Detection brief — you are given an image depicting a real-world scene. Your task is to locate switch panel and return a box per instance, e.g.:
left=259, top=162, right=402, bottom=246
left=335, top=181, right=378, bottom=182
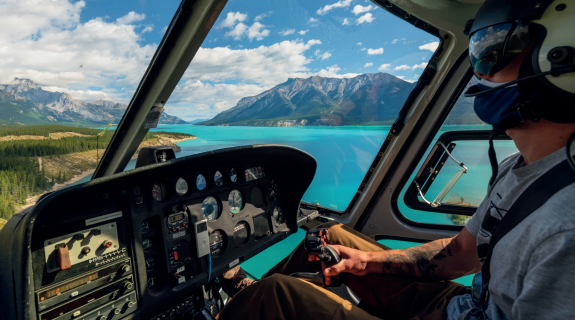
left=44, top=222, right=120, bottom=273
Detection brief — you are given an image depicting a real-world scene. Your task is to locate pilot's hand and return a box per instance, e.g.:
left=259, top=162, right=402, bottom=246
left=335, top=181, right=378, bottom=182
left=308, top=244, right=370, bottom=286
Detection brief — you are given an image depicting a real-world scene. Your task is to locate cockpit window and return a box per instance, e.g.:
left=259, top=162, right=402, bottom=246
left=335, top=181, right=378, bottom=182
left=0, top=0, right=439, bottom=228
left=145, top=0, right=440, bottom=212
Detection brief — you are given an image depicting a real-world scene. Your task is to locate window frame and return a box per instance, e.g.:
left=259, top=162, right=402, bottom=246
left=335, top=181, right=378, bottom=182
left=402, top=130, right=512, bottom=216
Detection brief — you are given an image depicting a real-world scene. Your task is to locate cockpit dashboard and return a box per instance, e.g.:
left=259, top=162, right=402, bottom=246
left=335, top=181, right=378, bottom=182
left=0, top=145, right=316, bottom=320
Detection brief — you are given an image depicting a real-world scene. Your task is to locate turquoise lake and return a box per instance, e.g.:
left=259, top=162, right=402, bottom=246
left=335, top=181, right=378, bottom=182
left=78, top=124, right=519, bottom=285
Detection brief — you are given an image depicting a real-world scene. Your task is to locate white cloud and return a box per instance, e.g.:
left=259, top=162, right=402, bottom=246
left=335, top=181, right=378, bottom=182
left=419, top=41, right=439, bottom=52
left=342, top=18, right=350, bottom=25
left=142, top=25, right=153, bottom=33
left=396, top=76, right=405, bottom=79
left=181, top=39, right=331, bottom=86
left=308, top=17, right=319, bottom=24
left=317, top=0, right=353, bottom=15
left=378, top=63, right=391, bottom=71
left=393, top=62, right=427, bottom=71
left=401, top=38, right=406, bottom=40
left=218, top=12, right=248, bottom=29
left=169, top=80, right=270, bottom=119
left=0, top=0, right=158, bottom=103
left=356, top=13, right=375, bottom=24
left=367, top=48, right=383, bottom=55
left=160, top=25, right=168, bottom=34
left=315, top=50, right=332, bottom=60
left=254, top=11, right=272, bottom=21
left=364, top=62, right=373, bottom=67
left=392, top=39, right=398, bottom=44
left=247, top=22, right=270, bottom=41
left=226, top=22, right=248, bottom=40
left=279, top=29, right=295, bottom=36
left=357, top=42, right=362, bottom=46
left=225, top=22, right=270, bottom=41
left=352, top=4, right=373, bottom=15
left=298, top=30, right=308, bottom=35
left=116, top=11, right=145, bottom=24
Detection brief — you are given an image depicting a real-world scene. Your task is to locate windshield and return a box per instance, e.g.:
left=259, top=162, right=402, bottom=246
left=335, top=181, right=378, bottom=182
left=0, top=0, right=443, bottom=228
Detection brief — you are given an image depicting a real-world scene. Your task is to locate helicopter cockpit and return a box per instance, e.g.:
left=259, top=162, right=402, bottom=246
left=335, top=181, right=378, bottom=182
left=2, top=0, right=572, bottom=319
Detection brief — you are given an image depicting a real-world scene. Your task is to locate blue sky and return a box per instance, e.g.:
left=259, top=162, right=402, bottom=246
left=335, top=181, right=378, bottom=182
left=0, top=0, right=439, bottom=121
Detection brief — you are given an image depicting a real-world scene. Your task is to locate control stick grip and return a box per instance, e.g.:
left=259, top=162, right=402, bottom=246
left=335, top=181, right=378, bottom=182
left=321, top=245, right=342, bottom=287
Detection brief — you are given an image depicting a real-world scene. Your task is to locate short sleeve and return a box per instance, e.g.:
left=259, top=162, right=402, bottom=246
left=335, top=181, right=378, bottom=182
left=511, top=229, right=575, bottom=319
left=465, top=197, right=489, bottom=237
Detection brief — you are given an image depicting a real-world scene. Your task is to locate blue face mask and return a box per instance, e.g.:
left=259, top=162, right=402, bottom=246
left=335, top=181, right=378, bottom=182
left=470, top=79, right=520, bottom=125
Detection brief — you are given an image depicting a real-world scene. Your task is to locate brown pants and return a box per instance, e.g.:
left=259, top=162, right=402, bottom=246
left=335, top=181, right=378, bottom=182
left=217, top=222, right=468, bottom=320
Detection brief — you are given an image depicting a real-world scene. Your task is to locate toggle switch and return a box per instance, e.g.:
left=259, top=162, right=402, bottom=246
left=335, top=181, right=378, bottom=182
left=101, top=240, right=113, bottom=249
left=81, top=247, right=91, bottom=255
left=56, top=244, right=72, bottom=271
left=90, top=229, right=102, bottom=236
left=73, top=233, right=85, bottom=241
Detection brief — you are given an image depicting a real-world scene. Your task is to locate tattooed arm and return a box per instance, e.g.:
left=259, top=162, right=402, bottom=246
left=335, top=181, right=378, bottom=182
left=319, top=227, right=481, bottom=283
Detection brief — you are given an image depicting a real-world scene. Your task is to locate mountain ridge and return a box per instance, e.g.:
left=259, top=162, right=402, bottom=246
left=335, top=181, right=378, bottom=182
left=200, top=73, right=482, bottom=127
left=0, top=78, right=187, bottom=126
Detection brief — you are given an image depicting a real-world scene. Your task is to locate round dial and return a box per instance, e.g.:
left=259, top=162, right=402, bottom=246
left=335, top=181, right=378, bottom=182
left=151, top=183, right=164, bottom=202
left=270, top=180, right=279, bottom=202
left=210, top=230, right=227, bottom=258
left=230, top=168, right=238, bottom=183
left=228, top=190, right=244, bottom=214
left=214, top=171, right=224, bottom=187
left=273, top=206, right=285, bottom=225
left=233, top=221, right=250, bottom=247
left=196, top=174, right=207, bottom=191
left=142, top=238, right=154, bottom=251
left=145, top=256, right=156, bottom=270
left=175, top=178, right=189, bottom=196
left=140, top=219, right=153, bottom=234
left=201, top=197, right=221, bottom=221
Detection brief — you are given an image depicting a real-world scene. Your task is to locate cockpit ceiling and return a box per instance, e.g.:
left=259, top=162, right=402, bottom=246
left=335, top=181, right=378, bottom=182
left=377, top=0, right=484, bottom=36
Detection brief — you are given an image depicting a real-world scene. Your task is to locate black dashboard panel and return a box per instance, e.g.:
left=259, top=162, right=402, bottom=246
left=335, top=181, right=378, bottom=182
left=0, top=145, right=316, bottom=320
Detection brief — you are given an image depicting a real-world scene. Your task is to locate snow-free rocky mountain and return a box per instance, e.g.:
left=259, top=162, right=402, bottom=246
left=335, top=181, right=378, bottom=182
left=200, top=73, right=481, bottom=126
left=0, top=78, right=187, bottom=126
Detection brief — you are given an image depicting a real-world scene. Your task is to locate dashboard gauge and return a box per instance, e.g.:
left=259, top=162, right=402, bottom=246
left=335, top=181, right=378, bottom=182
left=209, top=230, right=227, bottom=258
left=201, top=197, right=221, bottom=221
left=151, top=183, right=166, bottom=202
left=196, top=174, right=207, bottom=191
left=141, top=219, right=153, bottom=234
left=175, top=177, right=189, bottom=196
left=269, top=180, right=279, bottom=202
left=214, top=171, right=224, bottom=187
left=145, top=256, right=156, bottom=270
left=230, top=168, right=238, bottom=183
left=147, top=275, right=160, bottom=291
left=142, top=238, right=154, bottom=251
left=273, top=206, right=285, bottom=225
left=228, top=190, right=244, bottom=215
left=233, top=221, right=250, bottom=247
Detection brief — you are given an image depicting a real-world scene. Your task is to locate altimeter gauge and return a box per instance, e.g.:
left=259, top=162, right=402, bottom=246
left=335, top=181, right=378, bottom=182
left=228, top=190, right=244, bottom=215
left=230, top=168, right=238, bottom=183
left=196, top=174, right=207, bottom=191
left=175, top=177, right=189, bottom=196
left=214, top=171, right=225, bottom=187
left=202, top=196, right=221, bottom=221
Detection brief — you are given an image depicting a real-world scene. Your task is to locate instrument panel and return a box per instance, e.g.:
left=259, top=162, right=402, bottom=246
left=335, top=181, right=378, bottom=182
left=0, top=145, right=316, bottom=320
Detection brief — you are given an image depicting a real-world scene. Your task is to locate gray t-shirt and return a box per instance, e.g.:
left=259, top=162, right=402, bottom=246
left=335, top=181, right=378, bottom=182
left=447, top=147, right=575, bottom=320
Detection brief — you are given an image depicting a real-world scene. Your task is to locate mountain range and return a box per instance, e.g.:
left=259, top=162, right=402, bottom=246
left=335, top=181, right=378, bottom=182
left=0, top=78, right=187, bottom=126
left=200, top=73, right=481, bottom=126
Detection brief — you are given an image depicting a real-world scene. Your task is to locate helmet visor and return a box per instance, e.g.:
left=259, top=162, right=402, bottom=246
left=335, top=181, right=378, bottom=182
left=469, top=22, right=531, bottom=75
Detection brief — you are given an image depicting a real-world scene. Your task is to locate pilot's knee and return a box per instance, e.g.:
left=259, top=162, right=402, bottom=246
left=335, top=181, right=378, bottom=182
left=317, top=221, right=345, bottom=243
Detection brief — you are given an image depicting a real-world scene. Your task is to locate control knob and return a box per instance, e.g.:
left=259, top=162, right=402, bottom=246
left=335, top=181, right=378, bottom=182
left=122, top=281, right=134, bottom=291
left=121, top=265, right=131, bottom=273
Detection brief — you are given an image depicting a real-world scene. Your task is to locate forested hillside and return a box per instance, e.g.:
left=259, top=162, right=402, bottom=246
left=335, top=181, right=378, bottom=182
left=0, top=125, right=195, bottom=221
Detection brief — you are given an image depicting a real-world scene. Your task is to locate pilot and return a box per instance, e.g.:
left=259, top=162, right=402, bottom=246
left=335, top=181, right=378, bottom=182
left=216, top=0, right=575, bottom=319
